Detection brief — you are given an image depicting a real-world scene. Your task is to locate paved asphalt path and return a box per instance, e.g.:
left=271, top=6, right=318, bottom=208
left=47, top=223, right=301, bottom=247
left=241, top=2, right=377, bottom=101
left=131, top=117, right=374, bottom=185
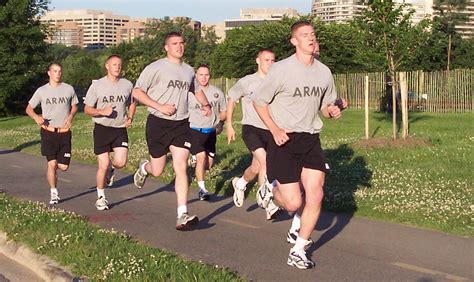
left=0, top=253, right=43, bottom=282
left=0, top=150, right=472, bottom=281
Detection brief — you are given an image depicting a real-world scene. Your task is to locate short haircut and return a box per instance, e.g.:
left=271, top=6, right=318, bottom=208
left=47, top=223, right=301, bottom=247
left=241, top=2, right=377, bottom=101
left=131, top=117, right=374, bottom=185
left=196, top=63, right=210, bottom=72
left=257, top=48, right=274, bottom=57
left=48, top=63, right=62, bottom=71
left=164, top=31, right=183, bottom=44
left=290, top=20, right=313, bottom=37
left=106, top=54, right=122, bottom=62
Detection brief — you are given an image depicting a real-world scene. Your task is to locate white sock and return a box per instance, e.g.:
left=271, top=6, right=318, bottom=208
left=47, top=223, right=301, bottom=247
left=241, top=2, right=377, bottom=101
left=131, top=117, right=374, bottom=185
left=97, top=188, right=105, bottom=198
left=236, top=177, right=248, bottom=190
left=290, top=213, right=301, bottom=232
left=140, top=160, right=149, bottom=175
left=177, top=205, right=187, bottom=217
left=50, top=188, right=58, bottom=195
left=293, top=236, right=308, bottom=252
left=197, top=181, right=207, bottom=192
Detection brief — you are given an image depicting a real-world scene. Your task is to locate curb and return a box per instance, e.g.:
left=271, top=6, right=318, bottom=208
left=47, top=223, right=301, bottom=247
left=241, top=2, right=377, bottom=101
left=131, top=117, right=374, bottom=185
left=0, top=232, right=76, bottom=282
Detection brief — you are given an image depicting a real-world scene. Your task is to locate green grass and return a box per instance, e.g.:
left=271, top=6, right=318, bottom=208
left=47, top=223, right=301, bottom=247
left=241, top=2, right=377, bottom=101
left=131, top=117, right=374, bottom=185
left=0, top=194, right=240, bottom=281
left=0, top=108, right=473, bottom=237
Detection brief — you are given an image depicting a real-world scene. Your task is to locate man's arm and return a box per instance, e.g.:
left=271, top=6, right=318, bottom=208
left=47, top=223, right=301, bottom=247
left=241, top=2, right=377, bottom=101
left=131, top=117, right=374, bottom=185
left=63, top=104, right=78, bottom=129
left=226, top=99, right=237, bottom=144
left=125, top=101, right=137, bottom=127
left=25, top=104, right=44, bottom=126
left=132, top=88, right=176, bottom=116
left=84, top=105, right=113, bottom=118
left=253, top=103, right=289, bottom=146
left=320, top=99, right=347, bottom=119
left=193, top=89, right=211, bottom=117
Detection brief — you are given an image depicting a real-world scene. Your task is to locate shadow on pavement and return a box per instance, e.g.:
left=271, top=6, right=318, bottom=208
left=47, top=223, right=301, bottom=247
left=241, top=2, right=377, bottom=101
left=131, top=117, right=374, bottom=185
left=0, top=140, right=40, bottom=155
left=109, top=183, right=175, bottom=209
left=306, top=143, right=372, bottom=256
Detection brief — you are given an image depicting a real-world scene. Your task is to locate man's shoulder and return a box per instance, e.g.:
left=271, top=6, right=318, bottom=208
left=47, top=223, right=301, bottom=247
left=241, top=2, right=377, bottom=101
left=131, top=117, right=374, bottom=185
left=119, top=77, right=133, bottom=87
left=239, top=73, right=259, bottom=83
left=208, top=84, right=223, bottom=93
left=60, top=82, right=75, bottom=92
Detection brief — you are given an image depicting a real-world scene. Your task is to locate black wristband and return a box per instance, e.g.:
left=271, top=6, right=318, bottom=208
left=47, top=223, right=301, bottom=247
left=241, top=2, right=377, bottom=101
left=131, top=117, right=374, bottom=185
left=203, top=104, right=211, bottom=108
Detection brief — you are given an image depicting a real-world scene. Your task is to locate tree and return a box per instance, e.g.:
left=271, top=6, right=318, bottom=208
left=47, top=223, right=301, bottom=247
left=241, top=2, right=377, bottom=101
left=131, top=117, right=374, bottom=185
left=433, top=0, right=468, bottom=71
left=0, top=0, right=49, bottom=116
left=61, top=51, right=104, bottom=98
left=194, top=25, right=218, bottom=67
left=355, top=0, right=430, bottom=139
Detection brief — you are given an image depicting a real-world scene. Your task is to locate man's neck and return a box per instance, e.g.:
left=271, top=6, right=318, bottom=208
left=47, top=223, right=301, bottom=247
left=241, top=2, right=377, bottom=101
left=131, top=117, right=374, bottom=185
left=107, top=74, right=119, bottom=82
left=256, top=69, right=266, bottom=78
left=295, top=51, right=314, bottom=66
left=49, top=81, right=61, bottom=87
left=166, top=55, right=182, bottom=64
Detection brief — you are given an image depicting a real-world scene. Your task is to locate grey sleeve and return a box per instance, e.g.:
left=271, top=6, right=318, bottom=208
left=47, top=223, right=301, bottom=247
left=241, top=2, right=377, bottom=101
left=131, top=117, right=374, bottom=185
left=227, top=79, right=245, bottom=102
left=321, top=74, right=337, bottom=107
left=28, top=89, right=42, bottom=108
left=71, top=88, right=79, bottom=105
left=253, top=68, right=284, bottom=106
left=135, top=65, right=159, bottom=93
left=84, top=83, right=97, bottom=107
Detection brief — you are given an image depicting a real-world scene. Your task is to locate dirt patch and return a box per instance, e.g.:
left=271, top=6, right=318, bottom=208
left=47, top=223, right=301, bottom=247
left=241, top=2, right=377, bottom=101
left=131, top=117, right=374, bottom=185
left=352, top=137, right=432, bottom=150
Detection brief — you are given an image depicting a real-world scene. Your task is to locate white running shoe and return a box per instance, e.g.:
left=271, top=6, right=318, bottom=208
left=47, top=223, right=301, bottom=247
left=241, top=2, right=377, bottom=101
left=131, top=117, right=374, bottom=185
left=188, top=155, right=197, bottom=168
left=286, top=229, right=314, bottom=247
left=105, top=166, right=115, bottom=187
left=265, top=200, right=281, bottom=220
left=49, top=193, right=60, bottom=205
left=134, top=159, right=149, bottom=189
left=198, top=189, right=210, bottom=201
left=232, top=177, right=245, bottom=207
left=95, top=196, right=109, bottom=211
left=287, top=248, right=315, bottom=269
left=176, top=213, right=199, bottom=230
left=256, top=181, right=273, bottom=209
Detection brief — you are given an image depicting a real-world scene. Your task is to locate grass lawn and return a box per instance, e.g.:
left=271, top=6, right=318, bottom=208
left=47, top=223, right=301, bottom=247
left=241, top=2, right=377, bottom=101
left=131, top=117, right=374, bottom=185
left=0, top=193, right=240, bottom=281
left=0, top=107, right=472, bottom=238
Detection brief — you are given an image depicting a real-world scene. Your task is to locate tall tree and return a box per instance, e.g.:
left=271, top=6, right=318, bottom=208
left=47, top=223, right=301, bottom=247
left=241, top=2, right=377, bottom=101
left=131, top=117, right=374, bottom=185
left=355, top=0, right=430, bottom=139
left=194, top=25, right=218, bottom=68
left=432, top=0, right=468, bottom=71
left=0, top=0, right=49, bottom=116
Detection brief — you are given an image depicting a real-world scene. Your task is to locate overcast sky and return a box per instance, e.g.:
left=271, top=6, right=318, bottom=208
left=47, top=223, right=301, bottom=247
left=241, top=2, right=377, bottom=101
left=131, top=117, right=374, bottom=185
left=48, top=0, right=312, bottom=23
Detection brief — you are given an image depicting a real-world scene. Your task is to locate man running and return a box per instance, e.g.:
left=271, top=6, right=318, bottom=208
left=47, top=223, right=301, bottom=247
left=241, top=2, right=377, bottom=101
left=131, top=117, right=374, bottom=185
left=253, top=21, right=347, bottom=269
left=188, top=64, right=227, bottom=201
left=26, top=63, right=78, bottom=205
left=226, top=49, right=280, bottom=220
left=84, top=54, right=136, bottom=211
left=132, top=32, right=211, bottom=230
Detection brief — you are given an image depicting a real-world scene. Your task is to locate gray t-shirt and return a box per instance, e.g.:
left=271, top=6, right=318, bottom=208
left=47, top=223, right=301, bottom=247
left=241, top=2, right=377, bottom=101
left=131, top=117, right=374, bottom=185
left=253, top=54, right=337, bottom=134
left=84, top=76, right=133, bottom=128
left=28, top=82, right=78, bottom=128
left=188, top=85, right=227, bottom=128
left=228, top=73, right=267, bottom=129
left=135, top=58, right=196, bottom=120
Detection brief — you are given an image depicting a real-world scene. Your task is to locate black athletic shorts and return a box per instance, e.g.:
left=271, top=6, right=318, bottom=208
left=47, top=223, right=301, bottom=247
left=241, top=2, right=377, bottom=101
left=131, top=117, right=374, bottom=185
left=40, top=128, right=72, bottom=165
left=93, top=123, right=129, bottom=155
left=145, top=115, right=191, bottom=158
left=266, top=132, right=329, bottom=184
left=189, top=129, right=217, bottom=157
left=242, top=125, right=271, bottom=152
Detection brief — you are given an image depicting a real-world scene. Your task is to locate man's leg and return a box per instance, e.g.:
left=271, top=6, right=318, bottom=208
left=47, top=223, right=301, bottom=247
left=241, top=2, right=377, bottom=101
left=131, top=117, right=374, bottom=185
left=298, top=168, right=325, bottom=241
left=170, top=145, right=198, bottom=230
left=111, top=147, right=128, bottom=169
left=96, top=152, right=110, bottom=189
left=195, top=151, right=210, bottom=201
left=47, top=159, right=58, bottom=189
left=252, top=148, right=266, bottom=186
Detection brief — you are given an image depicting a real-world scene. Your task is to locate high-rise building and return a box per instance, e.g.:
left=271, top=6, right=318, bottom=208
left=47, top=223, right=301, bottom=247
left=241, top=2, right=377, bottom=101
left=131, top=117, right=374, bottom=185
left=45, top=22, right=84, bottom=47
left=41, top=10, right=130, bottom=48
left=311, top=0, right=366, bottom=23
left=222, top=8, right=299, bottom=39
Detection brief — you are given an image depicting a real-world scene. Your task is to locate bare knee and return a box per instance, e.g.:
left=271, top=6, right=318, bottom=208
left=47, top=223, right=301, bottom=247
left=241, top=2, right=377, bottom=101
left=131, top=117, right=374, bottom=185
left=112, top=159, right=127, bottom=169
left=283, top=199, right=303, bottom=213
left=57, top=164, right=69, bottom=171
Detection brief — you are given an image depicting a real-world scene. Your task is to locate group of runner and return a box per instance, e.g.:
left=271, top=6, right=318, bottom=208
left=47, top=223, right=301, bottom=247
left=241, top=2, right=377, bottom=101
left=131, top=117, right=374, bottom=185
left=26, top=20, right=347, bottom=269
